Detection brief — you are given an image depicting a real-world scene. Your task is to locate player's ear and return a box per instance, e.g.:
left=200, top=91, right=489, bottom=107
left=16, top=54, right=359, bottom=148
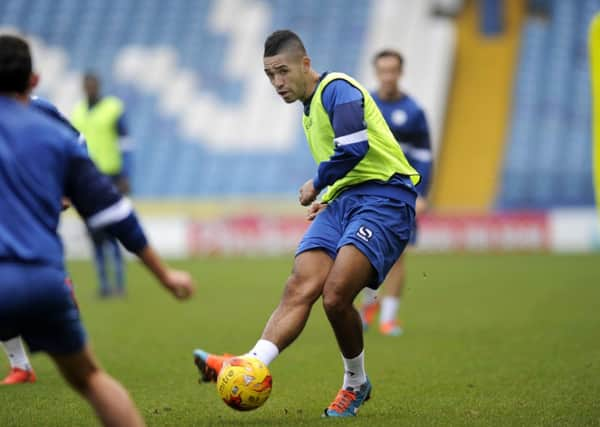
left=29, top=73, right=39, bottom=92
left=302, top=55, right=311, bottom=73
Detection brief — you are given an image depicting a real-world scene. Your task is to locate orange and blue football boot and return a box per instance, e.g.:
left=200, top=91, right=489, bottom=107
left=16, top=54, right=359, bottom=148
left=323, top=379, right=372, bottom=417
left=379, top=319, right=404, bottom=336
left=193, top=349, right=233, bottom=383
left=2, top=367, right=36, bottom=385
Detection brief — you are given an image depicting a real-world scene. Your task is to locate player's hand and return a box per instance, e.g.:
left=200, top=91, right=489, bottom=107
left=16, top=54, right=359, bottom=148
left=299, top=179, right=318, bottom=206
left=415, top=197, right=429, bottom=217
left=307, top=201, right=327, bottom=221
left=162, top=269, right=195, bottom=300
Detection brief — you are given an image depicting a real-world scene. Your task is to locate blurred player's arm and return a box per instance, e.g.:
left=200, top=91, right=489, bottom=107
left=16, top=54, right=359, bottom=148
left=63, top=139, right=194, bottom=299
left=409, top=109, right=433, bottom=216
left=299, top=80, right=368, bottom=205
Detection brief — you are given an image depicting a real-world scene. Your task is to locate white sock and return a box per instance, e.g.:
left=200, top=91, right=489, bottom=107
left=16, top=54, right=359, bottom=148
left=361, top=288, right=378, bottom=306
left=2, top=337, right=31, bottom=370
left=246, top=339, right=279, bottom=366
left=342, top=350, right=367, bottom=390
left=380, top=296, right=400, bottom=324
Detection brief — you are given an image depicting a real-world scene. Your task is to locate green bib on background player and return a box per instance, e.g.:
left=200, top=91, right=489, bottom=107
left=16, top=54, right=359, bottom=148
left=71, top=97, right=123, bottom=175
left=302, top=72, right=420, bottom=202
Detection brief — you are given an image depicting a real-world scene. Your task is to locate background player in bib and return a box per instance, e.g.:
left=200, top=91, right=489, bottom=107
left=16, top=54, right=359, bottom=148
left=0, top=34, right=194, bottom=426
left=194, top=30, right=419, bottom=418
left=360, top=49, right=433, bottom=336
left=71, top=73, right=132, bottom=298
left=1, top=96, right=86, bottom=385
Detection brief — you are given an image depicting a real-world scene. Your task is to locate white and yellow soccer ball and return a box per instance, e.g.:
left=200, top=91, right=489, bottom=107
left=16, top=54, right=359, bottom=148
left=216, top=356, right=272, bottom=411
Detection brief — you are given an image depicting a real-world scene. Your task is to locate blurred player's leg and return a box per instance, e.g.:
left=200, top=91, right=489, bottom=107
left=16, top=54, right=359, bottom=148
left=91, top=232, right=110, bottom=297
left=107, top=237, right=125, bottom=296
left=51, top=346, right=145, bottom=427
left=359, top=288, right=380, bottom=330
left=194, top=250, right=333, bottom=381
left=321, top=245, right=374, bottom=417
left=379, top=254, right=406, bottom=336
left=1, top=336, right=36, bottom=384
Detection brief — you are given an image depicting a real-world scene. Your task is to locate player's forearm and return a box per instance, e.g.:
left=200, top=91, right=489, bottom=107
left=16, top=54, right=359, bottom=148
left=102, top=212, right=148, bottom=253
left=314, top=139, right=368, bottom=191
left=137, top=245, right=169, bottom=284
left=105, top=217, right=172, bottom=286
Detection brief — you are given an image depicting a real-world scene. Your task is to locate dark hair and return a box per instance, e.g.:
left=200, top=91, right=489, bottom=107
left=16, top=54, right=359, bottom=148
left=263, top=30, right=307, bottom=57
left=0, top=34, right=32, bottom=94
left=373, top=49, right=404, bottom=68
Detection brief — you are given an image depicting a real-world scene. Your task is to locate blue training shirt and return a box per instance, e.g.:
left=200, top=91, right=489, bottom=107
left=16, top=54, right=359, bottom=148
left=371, top=92, right=433, bottom=196
left=0, top=96, right=147, bottom=270
left=303, top=73, right=416, bottom=205
left=30, top=96, right=87, bottom=147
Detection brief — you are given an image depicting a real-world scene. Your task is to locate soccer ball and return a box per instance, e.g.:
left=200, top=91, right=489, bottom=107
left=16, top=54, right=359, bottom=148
left=216, top=356, right=272, bottom=411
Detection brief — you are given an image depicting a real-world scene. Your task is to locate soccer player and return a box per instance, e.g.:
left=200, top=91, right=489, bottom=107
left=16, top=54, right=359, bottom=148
left=1, top=96, right=86, bottom=385
left=71, top=73, right=132, bottom=298
left=0, top=34, right=194, bottom=426
left=360, top=49, right=433, bottom=336
left=194, top=30, right=419, bottom=417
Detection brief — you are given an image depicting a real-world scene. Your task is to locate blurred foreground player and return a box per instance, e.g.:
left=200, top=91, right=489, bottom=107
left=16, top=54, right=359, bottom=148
left=71, top=73, right=132, bottom=297
left=194, top=30, right=420, bottom=417
left=1, top=96, right=84, bottom=385
left=0, top=34, right=194, bottom=426
left=360, top=49, right=433, bottom=336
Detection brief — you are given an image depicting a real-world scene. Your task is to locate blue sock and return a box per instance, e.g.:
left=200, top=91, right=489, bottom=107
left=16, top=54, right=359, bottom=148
left=93, top=240, right=109, bottom=294
left=109, top=237, right=125, bottom=291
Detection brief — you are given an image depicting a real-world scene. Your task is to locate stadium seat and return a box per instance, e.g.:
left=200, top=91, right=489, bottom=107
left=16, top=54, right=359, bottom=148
left=0, top=0, right=451, bottom=198
left=498, top=0, right=596, bottom=209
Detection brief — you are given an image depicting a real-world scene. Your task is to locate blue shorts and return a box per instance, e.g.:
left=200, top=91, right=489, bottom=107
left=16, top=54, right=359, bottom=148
left=0, top=263, right=86, bottom=355
left=296, top=194, right=415, bottom=288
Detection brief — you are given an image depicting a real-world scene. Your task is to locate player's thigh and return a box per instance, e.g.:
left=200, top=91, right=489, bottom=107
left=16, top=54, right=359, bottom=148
left=282, top=249, right=334, bottom=305
left=339, top=196, right=413, bottom=288
left=295, top=200, right=344, bottom=261
left=50, top=345, right=100, bottom=391
left=322, top=244, right=377, bottom=307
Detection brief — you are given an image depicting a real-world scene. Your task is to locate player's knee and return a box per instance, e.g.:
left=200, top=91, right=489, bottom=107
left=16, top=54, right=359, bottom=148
left=65, top=367, right=98, bottom=395
left=281, top=272, right=323, bottom=306
left=56, top=353, right=101, bottom=396
left=322, top=285, right=351, bottom=315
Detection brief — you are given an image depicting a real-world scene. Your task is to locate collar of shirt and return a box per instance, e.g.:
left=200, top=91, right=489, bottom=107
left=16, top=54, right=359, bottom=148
left=303, top=71, right=329, bottom=116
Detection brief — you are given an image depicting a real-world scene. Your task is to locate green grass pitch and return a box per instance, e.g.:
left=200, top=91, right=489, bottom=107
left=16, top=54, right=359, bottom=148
left=1, top=254, right=599, bottom=426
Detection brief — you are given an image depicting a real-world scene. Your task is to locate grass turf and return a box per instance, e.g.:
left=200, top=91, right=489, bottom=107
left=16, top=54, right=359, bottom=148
left=0, top=254, right=599, bottom=426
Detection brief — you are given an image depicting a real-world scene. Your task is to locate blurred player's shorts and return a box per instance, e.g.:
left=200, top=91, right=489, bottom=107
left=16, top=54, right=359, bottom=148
left=0, top=263, right=86, bottom=355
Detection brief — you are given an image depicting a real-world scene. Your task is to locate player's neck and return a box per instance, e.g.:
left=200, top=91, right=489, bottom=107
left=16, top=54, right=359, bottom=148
left=87, top=95, right=101, bottom=106
left=377, top=88, right=403, bottom=102
left=301, top=70, right=321, bottom=103
left=0, top=92, right=29, bottom=104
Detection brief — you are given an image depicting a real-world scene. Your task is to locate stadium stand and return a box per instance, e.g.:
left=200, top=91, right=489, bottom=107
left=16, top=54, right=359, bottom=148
left=499, top=0, right=599, bottom=209
left=0, top=0, right=454, bottom=198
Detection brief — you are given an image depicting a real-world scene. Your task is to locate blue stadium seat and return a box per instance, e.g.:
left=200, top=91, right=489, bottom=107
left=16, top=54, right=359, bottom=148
left=498, top=1, right=596, bottom=209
